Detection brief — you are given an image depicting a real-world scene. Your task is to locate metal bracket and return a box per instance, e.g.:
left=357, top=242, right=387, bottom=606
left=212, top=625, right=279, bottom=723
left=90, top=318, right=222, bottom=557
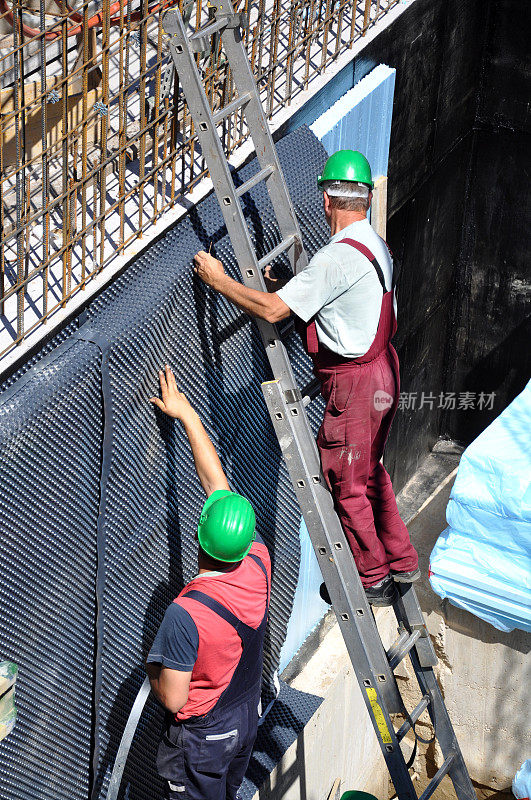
left=145, top=63, right=175, bottom=123
left=284, top=387, right=302, bottom=404
left=411, top=622, right=429, bottom=638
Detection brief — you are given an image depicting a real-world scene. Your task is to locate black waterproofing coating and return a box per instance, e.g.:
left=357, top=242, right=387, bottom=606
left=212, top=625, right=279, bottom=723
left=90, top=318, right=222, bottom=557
left=0, top=126, right=329, bottom=800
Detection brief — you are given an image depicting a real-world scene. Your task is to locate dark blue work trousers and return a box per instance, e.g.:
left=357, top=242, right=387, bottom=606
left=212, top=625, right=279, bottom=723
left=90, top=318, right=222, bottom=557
left=160, top=697, right=258, bottom=800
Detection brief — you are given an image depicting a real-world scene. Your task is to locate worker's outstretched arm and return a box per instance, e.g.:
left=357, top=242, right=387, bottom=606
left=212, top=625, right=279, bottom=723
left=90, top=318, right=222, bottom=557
left=150, top=365, right=229, bottom=497
left=193, top=251, right=291, bottom=324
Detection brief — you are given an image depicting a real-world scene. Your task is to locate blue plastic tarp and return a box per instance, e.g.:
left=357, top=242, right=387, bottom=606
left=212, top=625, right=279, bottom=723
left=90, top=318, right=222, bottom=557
left=429, top=381, right=531, bottom=633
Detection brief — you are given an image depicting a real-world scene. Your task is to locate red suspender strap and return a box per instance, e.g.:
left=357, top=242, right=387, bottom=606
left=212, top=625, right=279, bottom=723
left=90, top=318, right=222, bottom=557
left=338, top=237, right=376, bottom=261
left=306, top=319, right=319, bottom=354
left=338, top=238, right=387, bottom=292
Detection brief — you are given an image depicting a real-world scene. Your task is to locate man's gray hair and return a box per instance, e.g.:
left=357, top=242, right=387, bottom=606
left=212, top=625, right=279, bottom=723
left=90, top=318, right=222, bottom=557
left=321, top=180, right=370, bottom=199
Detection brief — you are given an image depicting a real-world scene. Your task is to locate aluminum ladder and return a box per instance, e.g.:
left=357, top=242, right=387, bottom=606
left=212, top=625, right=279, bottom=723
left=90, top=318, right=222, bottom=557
left=162, top=7, right=476, bottom=800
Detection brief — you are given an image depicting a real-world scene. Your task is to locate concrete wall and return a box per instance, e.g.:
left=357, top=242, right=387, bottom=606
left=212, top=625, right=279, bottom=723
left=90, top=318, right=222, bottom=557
left=330, top=0, right=489, bottom=491
left=257, top=611, right=398, bottom=800
left=443, top=0, right=531, bottom=444
left=332, top=0, right=529, bottom=492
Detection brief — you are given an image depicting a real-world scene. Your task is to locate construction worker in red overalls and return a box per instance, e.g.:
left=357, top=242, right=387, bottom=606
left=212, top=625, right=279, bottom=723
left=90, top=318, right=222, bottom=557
left=193, top=149, right=419, bottom=606
left=148, top=366, right=270, bottom=799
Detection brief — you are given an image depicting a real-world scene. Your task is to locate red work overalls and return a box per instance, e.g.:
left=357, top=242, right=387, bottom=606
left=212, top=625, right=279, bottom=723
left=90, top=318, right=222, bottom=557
left=303, top=238, right=418, bottom=587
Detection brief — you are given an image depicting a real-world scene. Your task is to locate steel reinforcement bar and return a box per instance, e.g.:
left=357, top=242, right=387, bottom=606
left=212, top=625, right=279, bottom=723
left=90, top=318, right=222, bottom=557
left=0, top=0, right=399, bottom=359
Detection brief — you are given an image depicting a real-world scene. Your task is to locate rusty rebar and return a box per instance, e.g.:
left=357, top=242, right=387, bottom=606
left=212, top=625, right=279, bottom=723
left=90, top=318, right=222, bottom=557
left=80, top=0, right=90, bottom=288
left=137, top=0, right=148, bottom=236
left=151, top=12, right=163, bottom=221
left=61, top=0, right=70, bottom=304
left=40, top=0, right=49, bottom=318
left=1, top=0, right=392, bottom=358
left=363, top=0, right=372, bottom=34
left=12, top=0, right=25, bottom=341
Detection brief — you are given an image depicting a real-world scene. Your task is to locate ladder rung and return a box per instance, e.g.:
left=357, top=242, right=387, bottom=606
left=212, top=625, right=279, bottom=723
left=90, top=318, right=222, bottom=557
left=386, top=630, right=408, bottom=661
left=212, top=92, right=252, bottom=125
left=387, top=629, right=421, bottom=670
left=258, top=235, right=297, bottom=270
left=396, top=695, right=431, bottom=742
left=189, top=18, right=229, bottom=50
left=419, top=753, right=455, bottom=800
left=236, top=165, right=275, bottom=198
left=302, top=377, right=321, bottom=407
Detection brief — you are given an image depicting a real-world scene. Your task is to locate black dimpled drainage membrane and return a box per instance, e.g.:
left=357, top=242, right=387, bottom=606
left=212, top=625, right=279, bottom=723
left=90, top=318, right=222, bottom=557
left=0, top=339, right=102, bottom=800
left=0, top=125, right=328, bottom=800
left=241, top=680, right=323, bottom=800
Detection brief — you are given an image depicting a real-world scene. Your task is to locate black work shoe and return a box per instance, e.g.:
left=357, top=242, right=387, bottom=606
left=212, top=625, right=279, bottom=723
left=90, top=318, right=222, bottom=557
left=319, top=582, right=332, bottom=605
left=364, top=575, right=398, bottom=606
left=391, top=568, right=421, bottom=583
left=320, top=576, right=398, bottom=606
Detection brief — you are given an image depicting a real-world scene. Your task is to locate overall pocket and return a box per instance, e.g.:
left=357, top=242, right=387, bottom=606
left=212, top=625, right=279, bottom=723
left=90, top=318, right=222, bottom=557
left=330, top=369, right=356, bottom=414
left=195, top=728, right=239, bottom=775
left=156, top=722, right=186, bottom=782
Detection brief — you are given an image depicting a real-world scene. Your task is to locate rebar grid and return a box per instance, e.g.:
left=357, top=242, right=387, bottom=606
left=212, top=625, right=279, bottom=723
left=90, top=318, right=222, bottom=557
left=0, top=0, right=399, bottom=357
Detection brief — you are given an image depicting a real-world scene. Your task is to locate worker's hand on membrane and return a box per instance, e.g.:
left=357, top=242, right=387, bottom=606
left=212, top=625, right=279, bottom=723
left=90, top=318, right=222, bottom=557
left=192, top=248, right=291, bottom=324
left=150, top=365, right=196, bottom=423
left=193, top=250, right=225, bottom=288
left=150, top=365, right=230, bottom=497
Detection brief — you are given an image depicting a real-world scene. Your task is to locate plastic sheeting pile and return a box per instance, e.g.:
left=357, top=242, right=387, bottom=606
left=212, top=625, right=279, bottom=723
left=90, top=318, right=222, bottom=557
left=430, top=381, right=531, bottom=633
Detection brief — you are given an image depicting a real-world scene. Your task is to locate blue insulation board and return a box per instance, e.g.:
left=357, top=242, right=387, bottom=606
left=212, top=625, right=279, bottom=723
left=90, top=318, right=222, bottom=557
left=310, top=63, right=396, bottom=176
left=279, top=520, right=329, bottom=672
left=0, top=125, right=329, bottom=800
left=430, top=381, right=531, bottom=633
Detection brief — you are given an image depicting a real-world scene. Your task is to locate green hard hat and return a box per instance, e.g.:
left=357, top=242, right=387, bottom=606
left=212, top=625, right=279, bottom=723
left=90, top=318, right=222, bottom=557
left=317, top=149, right=373, bottom=189
left=197, top=489, right=256, bottom=563
left=341, top=793, right=379, bottom=800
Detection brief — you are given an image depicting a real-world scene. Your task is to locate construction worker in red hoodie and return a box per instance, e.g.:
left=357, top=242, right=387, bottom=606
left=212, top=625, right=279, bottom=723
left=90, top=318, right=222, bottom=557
left=147, top=365, right=270, bottom=799
left=193, top=150, right=419, bottom=607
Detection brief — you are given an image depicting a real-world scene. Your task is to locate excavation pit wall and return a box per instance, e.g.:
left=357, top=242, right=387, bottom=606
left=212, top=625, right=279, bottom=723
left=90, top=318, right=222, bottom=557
left=1, top=0, right=529, bottom=797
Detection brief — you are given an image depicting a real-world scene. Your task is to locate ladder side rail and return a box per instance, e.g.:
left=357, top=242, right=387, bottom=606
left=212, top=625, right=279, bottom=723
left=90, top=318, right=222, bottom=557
left=394, top=583, right=438, bottom=668
left=217, top=13, right=308, bottom=276
left=262, top=380, right=404, bottom=709
left=408, top=645, right=476, bottom=800
left=164, top=11, right=298, bottom=391
left=262, top=378, right=419, bottom=800
left=395, top=580, right=476, bottom=800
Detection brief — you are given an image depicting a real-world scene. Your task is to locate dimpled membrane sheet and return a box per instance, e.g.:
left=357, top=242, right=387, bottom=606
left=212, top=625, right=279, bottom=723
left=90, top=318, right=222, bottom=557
left=0, top=125, right=329, bottom=799
left=0, top=340, right=102, bottom=800
left=241, top=679, right=323, bottom=800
